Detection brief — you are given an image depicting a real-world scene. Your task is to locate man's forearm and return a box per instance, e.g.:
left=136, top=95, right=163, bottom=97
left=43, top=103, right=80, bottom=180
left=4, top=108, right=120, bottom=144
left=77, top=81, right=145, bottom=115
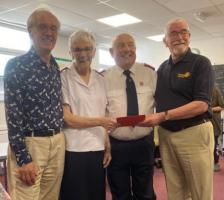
left=9, top=131, right=32, bottom=167
left=165, top=100, right=208, bottom=121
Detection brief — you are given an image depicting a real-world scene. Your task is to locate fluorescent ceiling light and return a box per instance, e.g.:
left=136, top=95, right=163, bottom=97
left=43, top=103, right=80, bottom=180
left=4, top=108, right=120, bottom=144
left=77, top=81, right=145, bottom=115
left=193, top=12, right=206, bottom=23
left=147, top=34, right=164, bottom=42
left=97, top=13, right=141, bottom=27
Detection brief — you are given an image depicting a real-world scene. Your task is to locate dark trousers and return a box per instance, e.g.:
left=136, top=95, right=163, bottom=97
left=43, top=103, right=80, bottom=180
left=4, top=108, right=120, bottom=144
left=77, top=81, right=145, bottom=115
left=214, top=135, right=219, bottom=164
left=107, top=134, right=156, bottom=200
left=60, top=150, right=105, bottom=200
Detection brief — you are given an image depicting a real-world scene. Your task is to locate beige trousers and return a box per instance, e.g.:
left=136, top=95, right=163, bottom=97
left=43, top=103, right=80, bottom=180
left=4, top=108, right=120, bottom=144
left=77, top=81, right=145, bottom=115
left=7, top=132, right=65, bottom=200
left=158, top=122, right=214, bottom=200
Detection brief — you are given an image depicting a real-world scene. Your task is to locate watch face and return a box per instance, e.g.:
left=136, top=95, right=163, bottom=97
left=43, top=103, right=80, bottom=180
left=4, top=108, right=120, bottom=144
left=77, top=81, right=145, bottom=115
left=191, top=48, right=200, bottom=55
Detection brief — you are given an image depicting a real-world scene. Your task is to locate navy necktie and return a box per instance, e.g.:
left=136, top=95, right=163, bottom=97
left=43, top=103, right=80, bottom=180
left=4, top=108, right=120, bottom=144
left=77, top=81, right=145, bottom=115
left=123, top=70, right=139, bottom=116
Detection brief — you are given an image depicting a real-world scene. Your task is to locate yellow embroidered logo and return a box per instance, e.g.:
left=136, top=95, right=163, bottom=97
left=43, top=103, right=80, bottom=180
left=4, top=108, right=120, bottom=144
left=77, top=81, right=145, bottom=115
left=177, top=72, right=191, bottom=78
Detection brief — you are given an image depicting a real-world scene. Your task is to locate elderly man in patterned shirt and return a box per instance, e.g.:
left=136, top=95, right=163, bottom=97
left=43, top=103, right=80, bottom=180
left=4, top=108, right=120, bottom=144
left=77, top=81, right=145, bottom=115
left=4, top=7, right=65, bottom=200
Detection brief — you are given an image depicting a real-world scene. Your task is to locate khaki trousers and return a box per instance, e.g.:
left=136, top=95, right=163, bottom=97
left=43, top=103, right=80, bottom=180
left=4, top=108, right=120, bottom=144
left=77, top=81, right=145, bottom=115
left=7, top=132, right=65, bottom=200
left=158, top=122, right=214, bottom=200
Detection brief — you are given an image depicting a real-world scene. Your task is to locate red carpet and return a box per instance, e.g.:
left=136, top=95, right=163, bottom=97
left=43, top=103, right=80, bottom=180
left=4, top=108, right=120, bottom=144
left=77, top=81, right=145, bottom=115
left=106, top=156, right=224, bottom=200
left=213, top=156, right=224, bottom=200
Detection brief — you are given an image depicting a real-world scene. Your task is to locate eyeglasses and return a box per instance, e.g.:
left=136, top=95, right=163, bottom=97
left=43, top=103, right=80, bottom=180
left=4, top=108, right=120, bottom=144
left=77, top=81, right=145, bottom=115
left=168, top=29, right=189, bottom=38
left=71, top=47, right=94, bottom=53
left=116, top=42, right=136, bottom=49
left=35, top=23, right=58, bottom=33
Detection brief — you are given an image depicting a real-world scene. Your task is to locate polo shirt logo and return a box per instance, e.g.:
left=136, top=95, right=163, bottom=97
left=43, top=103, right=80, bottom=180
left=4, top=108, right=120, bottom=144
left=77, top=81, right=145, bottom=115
left=177, top=72, right=191, bottom=78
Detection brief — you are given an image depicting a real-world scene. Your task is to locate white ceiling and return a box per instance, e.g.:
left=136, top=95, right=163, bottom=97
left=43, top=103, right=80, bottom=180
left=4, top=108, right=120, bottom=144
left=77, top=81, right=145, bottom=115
left=0, top=0, right=224, bottom=48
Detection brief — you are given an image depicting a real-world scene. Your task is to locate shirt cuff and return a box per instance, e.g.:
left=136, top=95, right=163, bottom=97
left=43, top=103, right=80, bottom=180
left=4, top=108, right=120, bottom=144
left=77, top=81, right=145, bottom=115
left=15, top=150, right=33, bottom=167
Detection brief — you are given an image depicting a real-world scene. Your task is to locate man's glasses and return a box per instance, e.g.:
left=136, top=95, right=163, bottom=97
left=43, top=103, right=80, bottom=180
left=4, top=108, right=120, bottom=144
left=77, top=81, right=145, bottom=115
left=71, top=47, right=94, bottom=53
left=116, top=42, right=136, bottom=49
left=168, top=29, right=190, bottom=38
left=35, top=23, right=58, bottom=33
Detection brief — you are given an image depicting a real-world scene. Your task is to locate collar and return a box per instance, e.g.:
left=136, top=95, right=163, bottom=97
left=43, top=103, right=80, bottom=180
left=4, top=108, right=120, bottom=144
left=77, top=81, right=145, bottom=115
left=70, top=64, right=97, bottom=87
left=28, top=46, right=57, bottom=67
left=168, top=48, right=192, bottom=65
left=116, top=64, right=137, bottom=77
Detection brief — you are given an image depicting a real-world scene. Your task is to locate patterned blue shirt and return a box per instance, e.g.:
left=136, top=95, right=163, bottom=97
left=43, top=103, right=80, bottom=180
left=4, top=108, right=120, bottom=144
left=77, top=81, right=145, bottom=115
left=4, top=47, right=63, bottom=166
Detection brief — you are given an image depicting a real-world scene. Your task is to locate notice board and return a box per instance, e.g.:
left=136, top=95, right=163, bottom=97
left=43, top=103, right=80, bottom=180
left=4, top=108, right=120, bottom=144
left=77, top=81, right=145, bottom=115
left=213, top=65, right=224, bottom=96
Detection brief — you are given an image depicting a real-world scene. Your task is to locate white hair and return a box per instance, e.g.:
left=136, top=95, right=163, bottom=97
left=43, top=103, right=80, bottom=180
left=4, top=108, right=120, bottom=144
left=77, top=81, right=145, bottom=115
left=27, top=7, right=60, bottom=30
left=68, top=29, right=96, bottom=50
left=164, top=18, right=190, bottom=36
left=111, top=33, right=136, bottom=48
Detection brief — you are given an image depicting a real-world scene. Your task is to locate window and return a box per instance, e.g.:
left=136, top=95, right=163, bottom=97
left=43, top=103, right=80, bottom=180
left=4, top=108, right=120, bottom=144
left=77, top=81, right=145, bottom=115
left=0, top=26, right=30, bottom=51
left=0, top=25, right=31, bottom=100
left=0, top=54, right=15, bottom=76
left=0, top=54, right=15, bottom=100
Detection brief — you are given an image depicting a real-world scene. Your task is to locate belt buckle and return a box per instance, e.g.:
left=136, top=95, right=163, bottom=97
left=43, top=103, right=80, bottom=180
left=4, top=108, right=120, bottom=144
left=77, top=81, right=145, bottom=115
left=48, top=129, right=55, bottom=135
left=31, top=131, right=35, bottom=137
left=202, top=119, right=207, bottom=123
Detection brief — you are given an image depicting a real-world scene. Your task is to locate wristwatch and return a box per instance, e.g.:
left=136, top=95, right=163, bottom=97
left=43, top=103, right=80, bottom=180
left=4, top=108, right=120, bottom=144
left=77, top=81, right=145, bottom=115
left=164, top=110, right=170, bottom=121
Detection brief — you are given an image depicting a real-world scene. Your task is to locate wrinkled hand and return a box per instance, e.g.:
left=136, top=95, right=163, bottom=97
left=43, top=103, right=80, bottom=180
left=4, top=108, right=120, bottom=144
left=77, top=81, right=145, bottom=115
left=138, top=113, right=164, bottom=127
left=16, top=162, right=39, bottom=186
left=103, top=149, right=112, bottom=168
left=101, top=117, right=117, bottom=132
left=103, top=134, right=112, bottom=168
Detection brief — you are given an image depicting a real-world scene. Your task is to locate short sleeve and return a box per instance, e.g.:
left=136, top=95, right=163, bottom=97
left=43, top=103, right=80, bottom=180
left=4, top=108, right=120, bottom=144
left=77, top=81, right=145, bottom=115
left=193, top=56, right=214, bottom=103
left=60, top=70, right=71, bottom=105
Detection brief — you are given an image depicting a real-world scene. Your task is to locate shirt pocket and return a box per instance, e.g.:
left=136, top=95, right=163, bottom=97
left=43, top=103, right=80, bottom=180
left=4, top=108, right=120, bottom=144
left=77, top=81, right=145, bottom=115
left=107, top=90, right=126, bottom=117
left=137, top=87, right=155, bottom=114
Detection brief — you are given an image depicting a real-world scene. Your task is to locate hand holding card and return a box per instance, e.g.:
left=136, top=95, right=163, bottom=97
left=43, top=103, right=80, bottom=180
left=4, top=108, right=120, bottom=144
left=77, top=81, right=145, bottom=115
left=116, top=115, right=145, bottom=126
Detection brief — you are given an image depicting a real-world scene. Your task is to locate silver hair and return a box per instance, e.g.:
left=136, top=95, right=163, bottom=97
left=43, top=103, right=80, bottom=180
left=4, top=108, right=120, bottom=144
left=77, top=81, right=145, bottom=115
left=164, top=18, right=190, bottom=36
left=27, top=7, right=60, bottom=30
left=68, top=30, right=96, bottom=50
left=111, top=33, right=136, bottom=48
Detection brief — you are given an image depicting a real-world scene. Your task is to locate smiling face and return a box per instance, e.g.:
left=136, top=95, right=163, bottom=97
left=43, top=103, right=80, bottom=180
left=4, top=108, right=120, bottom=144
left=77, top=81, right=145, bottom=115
left=28, top=11, right=59, bottom=55
left=70, top=39, right=95, bottom=72
left=110, top=34, right=136, bottom=70
left=164, top=19, right=191, bottom=62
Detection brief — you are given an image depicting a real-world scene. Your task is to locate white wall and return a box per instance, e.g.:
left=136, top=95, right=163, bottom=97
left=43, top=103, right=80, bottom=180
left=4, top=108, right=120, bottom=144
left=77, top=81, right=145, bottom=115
left=136, top=37, right=224, bottom=69
left=53, top=35, right=70, bottom=59
left=136, top=41, right=169, bottom=70
left=191, top=37, right=224, bottom=65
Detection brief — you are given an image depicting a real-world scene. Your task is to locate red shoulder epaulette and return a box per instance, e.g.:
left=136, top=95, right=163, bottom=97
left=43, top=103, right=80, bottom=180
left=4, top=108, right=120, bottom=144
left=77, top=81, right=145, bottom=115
left=94, top=69, right=105, bottom=77
left=144, top=63, right=155, bottom=71
left=60, top=67, right=69, bottom=73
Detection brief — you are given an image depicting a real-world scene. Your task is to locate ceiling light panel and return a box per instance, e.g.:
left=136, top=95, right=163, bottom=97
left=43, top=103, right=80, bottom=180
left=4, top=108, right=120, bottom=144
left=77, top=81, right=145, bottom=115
left=97, top=13, right=142, bottom=27
left=147, top=34, right=164, bottom=42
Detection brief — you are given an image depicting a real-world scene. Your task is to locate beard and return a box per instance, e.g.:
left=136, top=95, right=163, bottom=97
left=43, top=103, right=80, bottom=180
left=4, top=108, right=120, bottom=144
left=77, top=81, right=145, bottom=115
left=172, top=44, right=188, bottom=58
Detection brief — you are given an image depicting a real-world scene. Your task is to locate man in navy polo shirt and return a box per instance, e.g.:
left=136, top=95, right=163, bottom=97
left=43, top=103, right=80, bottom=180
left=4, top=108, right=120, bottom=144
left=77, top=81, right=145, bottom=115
left=140, top=18, right=214, bottom=200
